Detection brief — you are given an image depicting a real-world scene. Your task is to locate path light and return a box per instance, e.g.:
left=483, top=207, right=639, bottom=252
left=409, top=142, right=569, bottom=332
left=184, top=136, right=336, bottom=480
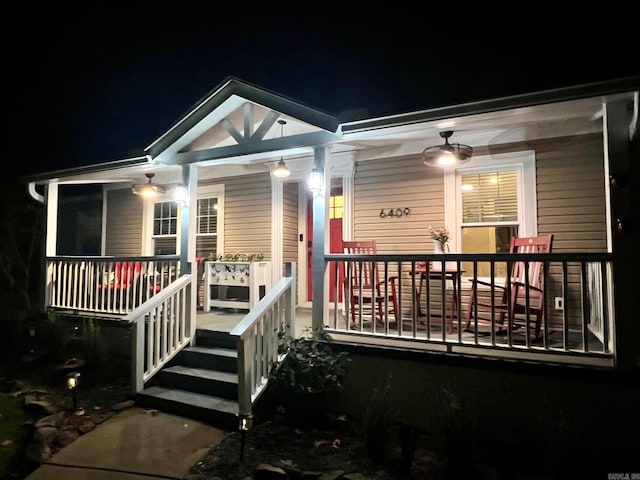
left=66, top=372, right=81, bottom=411
left=237, top=414, right=253, bottom=462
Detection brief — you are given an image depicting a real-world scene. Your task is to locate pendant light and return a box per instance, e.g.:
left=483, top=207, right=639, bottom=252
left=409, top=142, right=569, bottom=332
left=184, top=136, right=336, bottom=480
left=132, top=173, right=166, bottom=197
left=272, top=119, right=291, bottom=178
left=423, top=131, right=473, bottom=167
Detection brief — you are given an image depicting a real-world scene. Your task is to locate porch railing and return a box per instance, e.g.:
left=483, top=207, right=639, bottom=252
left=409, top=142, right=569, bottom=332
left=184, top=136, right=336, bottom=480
left=230, top=263, right=296, bottom=422
left=124, top=274, right=195, bottom=393
left=326, top=252, right=614, bottom=367
left=46, top=256, right=181, bottom=316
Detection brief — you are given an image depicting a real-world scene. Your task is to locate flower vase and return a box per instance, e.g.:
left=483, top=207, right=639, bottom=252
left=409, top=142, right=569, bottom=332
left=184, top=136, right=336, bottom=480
left=432, top=240, right=454, bottom=271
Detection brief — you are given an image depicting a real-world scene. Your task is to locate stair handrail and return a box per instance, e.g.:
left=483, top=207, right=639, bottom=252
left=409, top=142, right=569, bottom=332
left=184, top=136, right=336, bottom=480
left=124, top=274, right=194, bottom=393
left=230, top=262, right=296, bottom=423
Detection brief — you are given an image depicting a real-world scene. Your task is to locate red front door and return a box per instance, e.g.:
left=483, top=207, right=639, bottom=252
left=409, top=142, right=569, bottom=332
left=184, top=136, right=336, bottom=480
left=306, top=188, right=343, bottom=302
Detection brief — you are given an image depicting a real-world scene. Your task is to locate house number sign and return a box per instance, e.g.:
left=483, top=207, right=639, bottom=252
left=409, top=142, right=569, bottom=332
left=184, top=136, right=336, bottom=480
left=379, top=208, right=411, bottom=218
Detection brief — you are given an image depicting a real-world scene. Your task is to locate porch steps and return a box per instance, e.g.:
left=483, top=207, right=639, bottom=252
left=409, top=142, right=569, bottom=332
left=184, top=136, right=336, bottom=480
left=135, top=329, right=240, bottom=430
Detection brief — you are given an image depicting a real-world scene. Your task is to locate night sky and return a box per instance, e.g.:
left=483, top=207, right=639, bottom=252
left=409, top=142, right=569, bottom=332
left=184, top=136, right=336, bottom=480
left=8, top=7, right=639, bottom=181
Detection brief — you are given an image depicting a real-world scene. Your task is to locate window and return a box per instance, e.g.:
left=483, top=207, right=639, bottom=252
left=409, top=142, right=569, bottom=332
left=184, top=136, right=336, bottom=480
left=329, top=193, right=343, bottom=220
left=197, top=197, right=218, bottom=259
left=460, top=170, right=519, bottom=278
left=153, top=201, right=178, bottom=255
left=444, top=151, right=537, bottom=280
left=196, top=185, right=224, bottom=260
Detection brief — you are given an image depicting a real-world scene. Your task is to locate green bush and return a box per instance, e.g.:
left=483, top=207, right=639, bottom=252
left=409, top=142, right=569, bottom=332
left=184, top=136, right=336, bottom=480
left=269, top=327, right=351, bottom=395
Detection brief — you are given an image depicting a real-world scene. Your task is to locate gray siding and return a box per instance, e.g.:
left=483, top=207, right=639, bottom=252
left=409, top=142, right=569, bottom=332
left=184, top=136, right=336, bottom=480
left=105, top=188, right=143, bottom=256
left=202, top=173, right=272, bottom=260
left=536, top=135, right=607, bottom=252
left=536, top=135, right=607, bottom=327
left=354, top=154, right=444, bottom=253
left=283, top=182, right=299, bottom=273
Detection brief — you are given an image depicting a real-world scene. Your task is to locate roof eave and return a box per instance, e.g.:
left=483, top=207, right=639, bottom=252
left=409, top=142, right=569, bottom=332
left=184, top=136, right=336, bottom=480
left=340, top=76, right=640, bottom=134
left=20, top=156, right=150, bottom=184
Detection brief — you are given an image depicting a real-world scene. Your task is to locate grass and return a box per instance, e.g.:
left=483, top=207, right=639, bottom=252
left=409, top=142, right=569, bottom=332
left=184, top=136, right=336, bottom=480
left=0, top=392, right=30, bottom=478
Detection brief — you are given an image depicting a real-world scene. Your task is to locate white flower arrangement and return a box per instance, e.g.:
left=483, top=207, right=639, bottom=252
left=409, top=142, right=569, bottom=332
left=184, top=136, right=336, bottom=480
left=429, top=226, right=450, bottom=244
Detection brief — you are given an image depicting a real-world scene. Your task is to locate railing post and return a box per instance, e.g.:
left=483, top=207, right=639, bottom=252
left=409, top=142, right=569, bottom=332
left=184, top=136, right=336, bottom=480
left=131, top=315, right=145, bottom=394
left=285, top=262, right=296, bottom=337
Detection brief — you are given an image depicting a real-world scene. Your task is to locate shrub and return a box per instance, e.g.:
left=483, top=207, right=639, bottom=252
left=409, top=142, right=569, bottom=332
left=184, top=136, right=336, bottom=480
left=269, top=327, right=351, bottom=396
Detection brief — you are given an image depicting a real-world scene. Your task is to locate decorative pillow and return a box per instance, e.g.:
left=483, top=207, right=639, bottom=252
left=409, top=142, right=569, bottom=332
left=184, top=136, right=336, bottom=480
left=102, top=271, right=116, bottom=285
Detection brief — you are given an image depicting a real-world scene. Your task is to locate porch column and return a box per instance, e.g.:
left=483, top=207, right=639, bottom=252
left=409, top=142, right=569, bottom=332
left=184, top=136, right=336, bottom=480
left=604, top=97, right=638, bottom=370
left=311, top=146, right=328, bottom=330
left=179, top=164, right=198, bottom=274
left=44, top=181, right=59, bottom=308
left=271, top=177, right=285, bottom=286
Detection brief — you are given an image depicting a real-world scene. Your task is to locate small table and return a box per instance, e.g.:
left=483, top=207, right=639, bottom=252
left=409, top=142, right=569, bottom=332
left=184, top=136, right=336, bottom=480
left=413, top=264, right=465, bottom=334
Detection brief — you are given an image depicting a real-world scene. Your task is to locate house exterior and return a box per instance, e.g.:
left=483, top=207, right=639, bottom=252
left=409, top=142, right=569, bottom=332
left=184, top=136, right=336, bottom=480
left=21, top=76, right=639, bottom=465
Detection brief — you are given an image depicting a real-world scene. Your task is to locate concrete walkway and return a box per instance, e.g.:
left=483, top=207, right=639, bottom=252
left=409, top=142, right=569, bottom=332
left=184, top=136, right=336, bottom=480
left=25, top=407, right=229, bottom=480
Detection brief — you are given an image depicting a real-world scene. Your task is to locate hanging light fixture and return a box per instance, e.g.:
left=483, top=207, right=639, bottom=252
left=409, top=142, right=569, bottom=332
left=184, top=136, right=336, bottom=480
left=132, top=173, right=166, bottom=197
left=422, top=131, right=473, bottom=167
left=272, top=119, right=291, bottom=178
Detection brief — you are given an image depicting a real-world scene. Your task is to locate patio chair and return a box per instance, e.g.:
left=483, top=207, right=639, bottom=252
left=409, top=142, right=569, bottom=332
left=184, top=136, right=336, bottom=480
left=342, top=240, right=399, bottom=327
left=464, top=234, right=553, bottom=340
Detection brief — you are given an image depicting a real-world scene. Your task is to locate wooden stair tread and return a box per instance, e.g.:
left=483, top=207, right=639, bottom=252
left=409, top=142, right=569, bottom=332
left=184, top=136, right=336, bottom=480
left=163, top=365, right=238, bottom=383
left=139, top=386, right=238, bottom=414
left=185, top=346, right=237, bottom=358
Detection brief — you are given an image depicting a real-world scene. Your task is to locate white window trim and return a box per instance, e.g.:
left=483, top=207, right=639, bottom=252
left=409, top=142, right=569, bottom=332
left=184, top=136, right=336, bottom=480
left=142, top=192, right=181, bottom=256
left=142, top=184, right=225, bottom=257
left=197, top=184, right=225, bottom=258
left=444, top=151, right=537, bottom=287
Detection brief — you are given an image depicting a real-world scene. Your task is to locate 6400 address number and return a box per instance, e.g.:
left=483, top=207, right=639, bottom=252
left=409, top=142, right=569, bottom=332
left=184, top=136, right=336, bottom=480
left=379, top=208, right=411, bottom=218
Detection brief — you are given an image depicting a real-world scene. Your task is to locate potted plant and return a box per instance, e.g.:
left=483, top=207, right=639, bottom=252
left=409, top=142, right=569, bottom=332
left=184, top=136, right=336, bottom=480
left=268, top=327, right=351, bottom=421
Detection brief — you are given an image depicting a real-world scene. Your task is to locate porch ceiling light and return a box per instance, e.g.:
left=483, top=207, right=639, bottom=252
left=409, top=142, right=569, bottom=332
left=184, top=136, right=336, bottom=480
left=132, top=173, right=166, bottom=197
left=272, top=119, right=290, bottom=178
left=423, top=131, right=473, bottom=168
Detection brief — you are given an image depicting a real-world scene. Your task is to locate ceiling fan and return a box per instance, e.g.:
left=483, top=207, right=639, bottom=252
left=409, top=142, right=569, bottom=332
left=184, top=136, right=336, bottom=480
left=422, top=130, right=473, bottom=167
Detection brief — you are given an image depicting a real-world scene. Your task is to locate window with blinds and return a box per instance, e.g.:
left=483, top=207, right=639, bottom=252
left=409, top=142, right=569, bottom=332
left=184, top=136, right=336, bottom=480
left=196, top=197, right=218, bottom=259
left=460, top=170, right=520, bottom=278
left=461, top=171, right=518, bottom=223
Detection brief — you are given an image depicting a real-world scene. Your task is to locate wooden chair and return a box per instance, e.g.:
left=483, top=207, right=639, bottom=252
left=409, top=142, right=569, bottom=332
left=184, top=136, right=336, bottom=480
left=464, top=234, right=553, bottom=340
left=342, top=240, right=399, bottom=327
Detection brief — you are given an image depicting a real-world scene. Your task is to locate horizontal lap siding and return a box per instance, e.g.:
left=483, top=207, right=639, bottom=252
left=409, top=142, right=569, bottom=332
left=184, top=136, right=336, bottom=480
left=354, top=155, right=444, bottom=252
left=536, top=135, right=606, bottom=328
left=105, top=188, right=143, bottom=256
left=283, top=183, right=300, bottom=296
left=209, top=173, right=272, bottom=260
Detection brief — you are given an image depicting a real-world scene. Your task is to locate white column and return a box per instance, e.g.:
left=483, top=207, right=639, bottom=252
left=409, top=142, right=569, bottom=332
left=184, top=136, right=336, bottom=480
left=271, top=176, right=285, bottom=286
left=311, top=146, right=327, bottom=330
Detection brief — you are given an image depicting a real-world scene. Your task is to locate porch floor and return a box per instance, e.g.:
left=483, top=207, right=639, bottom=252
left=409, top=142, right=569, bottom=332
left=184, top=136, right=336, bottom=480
left=196, top=306, right=313, bottom=337
left=196, top=307, right=605, bottom=354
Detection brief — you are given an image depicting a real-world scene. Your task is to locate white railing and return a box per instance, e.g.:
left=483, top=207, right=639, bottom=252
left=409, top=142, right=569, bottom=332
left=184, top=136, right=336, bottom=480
left=326, top=252, right=615, bottom=366
left=230, top=263, right=296, bottom=420
left=46, top=256, right=180, bottom=315
left=125, top=274, right=195, bottom=393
